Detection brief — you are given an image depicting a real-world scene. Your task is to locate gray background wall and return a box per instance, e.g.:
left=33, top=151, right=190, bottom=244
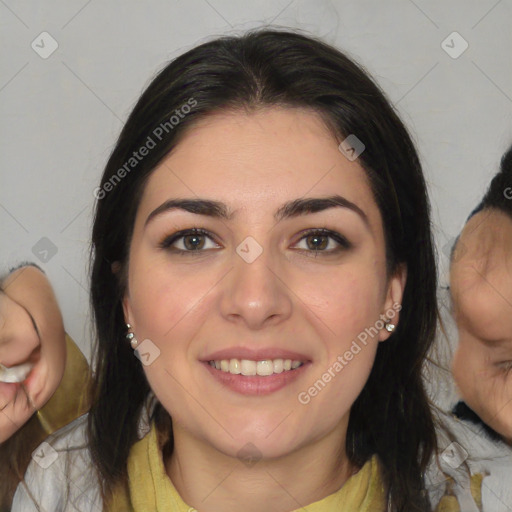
left=1, top=0, right=511, bottom=369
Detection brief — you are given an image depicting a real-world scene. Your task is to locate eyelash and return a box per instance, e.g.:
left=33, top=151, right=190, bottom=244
left=158, top=228, right=351, bottom=256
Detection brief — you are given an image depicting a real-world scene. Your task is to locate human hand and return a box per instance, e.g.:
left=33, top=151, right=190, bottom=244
left=0, top=266, right=66, bottom=443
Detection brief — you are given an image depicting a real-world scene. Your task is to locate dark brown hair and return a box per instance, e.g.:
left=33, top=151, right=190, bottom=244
left=89, top=28, right=438, bottom=511
left=468, top=143, right=512, bottom=219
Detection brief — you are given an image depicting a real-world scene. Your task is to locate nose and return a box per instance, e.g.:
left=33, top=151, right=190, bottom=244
left=219, top=246, right=293, bottom=330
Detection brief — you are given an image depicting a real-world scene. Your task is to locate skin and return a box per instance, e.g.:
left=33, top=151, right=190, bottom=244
left=122, top=107, right=406, bottom=512
left=0, top=266, right=66, bottom=443
left=451, top=208, right=512, bottom=444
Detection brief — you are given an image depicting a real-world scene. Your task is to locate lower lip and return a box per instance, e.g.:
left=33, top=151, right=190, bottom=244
left=202, top=361, right=310, bottom=395
left=0, top=381, right=21, bottom=407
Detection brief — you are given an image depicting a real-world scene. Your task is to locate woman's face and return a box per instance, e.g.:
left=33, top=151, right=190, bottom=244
left=123, top=107, right=405, bottom=460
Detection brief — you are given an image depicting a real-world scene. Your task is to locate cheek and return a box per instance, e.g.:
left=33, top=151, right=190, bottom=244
left=297, top=333, right=379, bottom=438
left=452, top=336, right=486, bottom=399
left=128, top=259, right=211, bottom=340
left=298, top=267, right=383, bottom=342
left=476, top=381, right=512, bottom=441
left=295, top=269, right=383, bottom=413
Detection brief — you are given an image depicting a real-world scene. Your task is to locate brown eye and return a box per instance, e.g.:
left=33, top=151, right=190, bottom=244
left=305, top=234, right=329, bottom=251
left=294, top=229, right=351, bottom=254
left=182, top=233, right=206, bottom=250
left=159, top=228, right=220, bottom=254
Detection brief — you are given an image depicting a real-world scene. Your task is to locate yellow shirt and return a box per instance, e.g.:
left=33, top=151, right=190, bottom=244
left=108, top=420, right=482, bottom=512
left=131, top=426, right=385, bottom=511
left=36, top=333, right=91, bottom=434
left=109, top=421, right=386, bottom=511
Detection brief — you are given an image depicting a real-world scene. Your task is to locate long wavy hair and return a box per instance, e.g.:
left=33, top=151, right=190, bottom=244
left=88, top=28, right=438, bottom=511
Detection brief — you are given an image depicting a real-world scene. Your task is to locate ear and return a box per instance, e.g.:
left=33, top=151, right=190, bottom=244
left=122, top=292, right=134, bottom=329
left=378, top=263, right=407, bottom=342
left=112, top=260, right=133, bottom=327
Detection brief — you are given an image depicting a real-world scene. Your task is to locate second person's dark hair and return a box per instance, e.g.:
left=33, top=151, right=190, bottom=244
left=468, top=143, right=512, bottom=219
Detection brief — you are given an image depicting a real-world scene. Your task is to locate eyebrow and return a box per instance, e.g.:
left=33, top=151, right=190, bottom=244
left=144, top=195, right=369, bottom=228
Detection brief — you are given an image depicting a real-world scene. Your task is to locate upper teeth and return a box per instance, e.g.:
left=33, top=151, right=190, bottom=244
left=209, top=359, right=303, bottom=376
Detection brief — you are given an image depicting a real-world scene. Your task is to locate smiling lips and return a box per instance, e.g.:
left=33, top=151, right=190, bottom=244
left=201, top=348, right=310, bottom=395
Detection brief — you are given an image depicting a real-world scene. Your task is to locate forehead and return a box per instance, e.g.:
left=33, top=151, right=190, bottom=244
left=457, top=209, right=512, bottom=265
left=450, top=209, right=512, bottom=332
left=137, top=107, right=381, bottom=227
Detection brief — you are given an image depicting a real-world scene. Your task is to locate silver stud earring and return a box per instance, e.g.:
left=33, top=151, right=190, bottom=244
left=126, top=323, right=138, bottom=349
left=385, top=321, right=395, bottom=333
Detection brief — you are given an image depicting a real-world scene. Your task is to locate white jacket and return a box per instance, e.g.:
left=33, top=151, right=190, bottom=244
left=11, top=414, right=102, bottom=512
left=12, top=409, right=512, bottom=511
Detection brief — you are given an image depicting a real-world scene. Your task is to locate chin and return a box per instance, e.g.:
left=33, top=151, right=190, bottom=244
left=209, top=416, right=306, bottom=461
left=217, top=435, right=300, bottom=463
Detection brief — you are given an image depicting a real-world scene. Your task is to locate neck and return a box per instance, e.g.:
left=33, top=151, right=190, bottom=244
left=165, top=422, right=357, bottom=512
